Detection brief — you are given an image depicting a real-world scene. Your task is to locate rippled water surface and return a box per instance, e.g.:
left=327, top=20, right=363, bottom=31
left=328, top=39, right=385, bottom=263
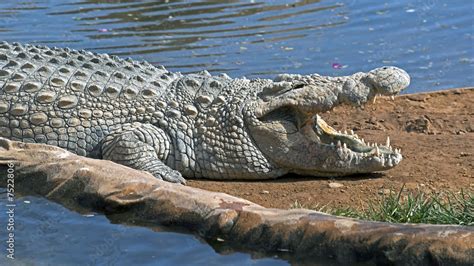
left=0, top=0, right=473, bottom=265
left=0, top=0, right=472, bottom=91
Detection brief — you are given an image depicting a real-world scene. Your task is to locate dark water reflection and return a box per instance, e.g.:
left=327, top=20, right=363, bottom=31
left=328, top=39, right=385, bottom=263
left=0, top=0, right=472, bottom=264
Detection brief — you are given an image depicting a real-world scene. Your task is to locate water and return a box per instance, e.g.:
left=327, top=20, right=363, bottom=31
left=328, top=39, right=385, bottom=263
left=0, top=0, right=472, bottom=91
left=0, top=195, right=289, bottom=265
left=0, top=0, right=472, bottom=264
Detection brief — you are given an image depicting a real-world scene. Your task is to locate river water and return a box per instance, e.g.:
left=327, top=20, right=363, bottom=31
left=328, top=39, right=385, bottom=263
left=0, top=0, right=472, bottom=265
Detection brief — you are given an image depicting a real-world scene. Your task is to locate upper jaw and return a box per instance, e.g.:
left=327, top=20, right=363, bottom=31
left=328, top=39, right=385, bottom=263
left=368, top=66, right=411, bottom=96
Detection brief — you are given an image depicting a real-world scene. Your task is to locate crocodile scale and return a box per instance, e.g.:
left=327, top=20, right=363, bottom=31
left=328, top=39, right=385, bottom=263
left=0, top=42, right=410, bottom=183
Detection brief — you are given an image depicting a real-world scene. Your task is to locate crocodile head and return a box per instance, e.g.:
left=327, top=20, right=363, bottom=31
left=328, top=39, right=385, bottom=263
left=245, top=66, right=410, bottom=176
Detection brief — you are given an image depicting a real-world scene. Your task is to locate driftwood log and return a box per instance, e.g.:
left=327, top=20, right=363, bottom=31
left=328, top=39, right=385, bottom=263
left=0, top=138, right=472, bottom=265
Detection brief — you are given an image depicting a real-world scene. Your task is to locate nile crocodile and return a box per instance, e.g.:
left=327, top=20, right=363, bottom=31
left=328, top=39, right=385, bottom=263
left=0, top=42, right=410, bottom=184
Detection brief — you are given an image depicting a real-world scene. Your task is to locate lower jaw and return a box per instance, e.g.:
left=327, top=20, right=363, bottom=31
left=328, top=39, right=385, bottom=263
left=300, top=115, right=402, bottom=169
left=292, top=153, right=402, bottom=177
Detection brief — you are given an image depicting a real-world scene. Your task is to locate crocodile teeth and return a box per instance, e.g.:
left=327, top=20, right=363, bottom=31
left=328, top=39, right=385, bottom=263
left=350, top=129, right=354, bottom=135
left=387, top=158, right=393, bottom=167
left=337, top=140, right=342, bottom=148
left=375, top=147, right=380, bottom=156
left=344, top=130, right=347, bottom=135
left=314, top=114, right=338, bottom=135
left=386, top=136, right=390, bottom=147
left=390, top=95, right=395, bottom=101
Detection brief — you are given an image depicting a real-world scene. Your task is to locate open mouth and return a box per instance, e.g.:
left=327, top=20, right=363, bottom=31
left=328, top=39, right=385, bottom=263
left=301, top=114, right=401, bottom=167
left=256, top=103, right=403, bottom=169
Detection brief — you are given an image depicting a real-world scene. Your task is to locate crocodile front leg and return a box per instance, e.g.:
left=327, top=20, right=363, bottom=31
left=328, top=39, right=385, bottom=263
left=100, top=122, right=185, bottom=184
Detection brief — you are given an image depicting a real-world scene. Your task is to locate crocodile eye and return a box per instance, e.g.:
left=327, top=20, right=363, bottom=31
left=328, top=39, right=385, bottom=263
left=293, top=83, right=305, bottom=89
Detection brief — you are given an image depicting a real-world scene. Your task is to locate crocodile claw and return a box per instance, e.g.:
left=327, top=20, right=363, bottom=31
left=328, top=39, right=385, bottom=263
left=160, top=169, right=187, bottom=185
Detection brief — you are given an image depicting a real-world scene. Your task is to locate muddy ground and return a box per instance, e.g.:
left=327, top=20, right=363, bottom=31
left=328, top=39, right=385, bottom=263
left=189, top=88, right=473, bottom=210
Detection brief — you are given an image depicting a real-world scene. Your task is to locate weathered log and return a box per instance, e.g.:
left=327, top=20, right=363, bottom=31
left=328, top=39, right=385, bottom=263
left=0, top=138, right=472, bottom=265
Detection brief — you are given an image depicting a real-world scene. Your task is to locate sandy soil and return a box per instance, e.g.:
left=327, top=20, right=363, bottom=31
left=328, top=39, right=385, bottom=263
left=189, top=88, right=474, bottom=210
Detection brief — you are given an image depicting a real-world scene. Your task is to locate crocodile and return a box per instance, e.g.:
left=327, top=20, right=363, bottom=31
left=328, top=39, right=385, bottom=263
left=0, top=42, right=410, bottom=184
